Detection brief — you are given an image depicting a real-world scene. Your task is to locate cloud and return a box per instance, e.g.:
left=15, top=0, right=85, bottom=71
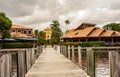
left=0, top=0, right=120, bottom=31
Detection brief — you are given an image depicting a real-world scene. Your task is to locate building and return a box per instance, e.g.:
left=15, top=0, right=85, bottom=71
left=44, top=27, right=52, bottom=41
left=62, top=22, right=120, bottom=45
left=10, top=24, right=33, bottom=38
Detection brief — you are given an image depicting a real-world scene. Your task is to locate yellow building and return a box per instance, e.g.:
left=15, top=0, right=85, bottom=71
left=44, top=27, right=52, bottom=41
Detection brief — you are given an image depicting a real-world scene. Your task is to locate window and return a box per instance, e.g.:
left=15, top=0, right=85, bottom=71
left=75, top=32, right=79, bottom=35
left=47, top=36, right=49, bottom=38
left=18, top=30, right=21, bottom=32
left=24, top=31, right=26, bottom=34
left=28, top=31, right=31, bottom=34
left=12, top=29, right=16, bottom=32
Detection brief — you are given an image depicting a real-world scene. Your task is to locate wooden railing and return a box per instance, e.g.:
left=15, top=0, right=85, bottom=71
left=0, top=46, right=43, bottom=77
left=59, top=45, right=120, bottom=77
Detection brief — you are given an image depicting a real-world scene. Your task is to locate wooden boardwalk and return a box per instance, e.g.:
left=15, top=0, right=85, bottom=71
left=25, top=46, right=90, bottom=77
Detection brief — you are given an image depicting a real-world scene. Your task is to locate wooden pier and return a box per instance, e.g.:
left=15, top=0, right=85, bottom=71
left=25, top=46, right=90, bottom=77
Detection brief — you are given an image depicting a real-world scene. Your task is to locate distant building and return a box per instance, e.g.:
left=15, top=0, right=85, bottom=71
left=10, top=24, right=33, bottom=38
left=62, top=22, right=120, bottom=46
left=44, top=27, right=52, bottom=41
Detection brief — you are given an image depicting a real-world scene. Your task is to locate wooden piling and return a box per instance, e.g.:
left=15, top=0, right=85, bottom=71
left=68, top=45, right=70, bottom=60
left=72, top=45, right=75, bottom=62
left=17, top=51, right=25, bottom=77
left=109, top=51, right=120, bottom=77
left=78, top=46, right=82, bottom=67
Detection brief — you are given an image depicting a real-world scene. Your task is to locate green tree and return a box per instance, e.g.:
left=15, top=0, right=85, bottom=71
left=0, top=12, right=12, bottom=38
left=34, top=30, right=46, bottom=45
left=103, top=23, right=120, bottom=32
left=38, top=31, right=45, bottom=39
left=34, top=30, right=39, bottom=38
left=50, top=20, right=62, bottom=44
left=65, top=19, right=70, bottom=33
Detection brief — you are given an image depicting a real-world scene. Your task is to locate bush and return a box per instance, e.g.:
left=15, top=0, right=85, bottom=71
left=60, top=42, right=80, bottom=46
left=60, top=41, right=105, bottom=47
left=2, top=42, right=33, bottom=48
left=80, top=41, right=105, bottom=47
left=38, top=38, right=47, bottom=45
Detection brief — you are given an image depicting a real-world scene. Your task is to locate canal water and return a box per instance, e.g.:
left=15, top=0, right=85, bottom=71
left=56, top=46, right=110, bottom=77
left=80, top=51, right=110, bottom=77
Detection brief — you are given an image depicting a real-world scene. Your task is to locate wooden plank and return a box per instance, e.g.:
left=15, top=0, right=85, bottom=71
left=25, top=47, right=90, bottom=77
left=0, top=54, right=11, bottom=77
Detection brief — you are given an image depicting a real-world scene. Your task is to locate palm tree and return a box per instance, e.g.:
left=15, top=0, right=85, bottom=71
left=64, top=19, right=70, bottom=33
left=50, top=20, right=62, bottom=44
left=38, top=31, right=45, bottom=39
left=34, top=30, right=39, bottom=38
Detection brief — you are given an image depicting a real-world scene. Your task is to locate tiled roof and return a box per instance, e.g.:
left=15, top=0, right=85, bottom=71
left=44, top=27, right=51, bottom=31
left=89, top=28, right=105, bottom=37
left=12, top=24, right=32, bottom=30
left=63, top=27, right=95, bottom=38
left=11, top=32, right=30, bottom=38
left=100, top=30, right=114, bottom=37
left=112, top=31, right=120, bottom=36
left=73, top=27, right=95, bottom=37
left=62, top=22, right=120, bottom=39
left=75, top=22, right=96, bottom=30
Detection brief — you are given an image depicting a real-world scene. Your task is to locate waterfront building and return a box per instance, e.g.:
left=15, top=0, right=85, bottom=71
left=62, top=22, right=120, bottom=45
left=10, top=24, right=33, bottom=38
left=44, top=27, right=52, bottom=41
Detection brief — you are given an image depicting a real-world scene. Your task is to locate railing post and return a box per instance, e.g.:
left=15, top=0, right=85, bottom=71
left=0, top=54, right=11, bottom=77
left=72, top=45, right=75, bottom=62
left=17, top=51, right=25, bottom=77
left=68, top=45, right=70, bottom=59
left=86, top=48, right=95, bottom=77
left=109, top=51, right=120, bottom=77
left=78, top=46, right=82, bottom=67
left=31, top=48, right=35, bottom=65
left=64, top=46, right=67, bottom=57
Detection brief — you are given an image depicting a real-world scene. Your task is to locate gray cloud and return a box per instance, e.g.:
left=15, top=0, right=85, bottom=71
left=0, top=0, right=120, bottom=31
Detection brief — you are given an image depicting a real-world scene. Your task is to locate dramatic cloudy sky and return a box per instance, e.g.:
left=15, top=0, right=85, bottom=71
left=0, top=0, right=120, bottom=32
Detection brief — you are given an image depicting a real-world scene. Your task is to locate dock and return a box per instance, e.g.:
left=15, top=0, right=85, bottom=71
left=25, top=46, right=90, bottom=77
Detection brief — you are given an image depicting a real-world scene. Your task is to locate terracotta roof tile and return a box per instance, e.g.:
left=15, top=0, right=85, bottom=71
left=100, top=30, right=114, bottom=37
left=44, top=27, right=51, bottom=31
left=112, top=31, right=120, bottom=36
left=63, top=27, right=95, bottom=38
left=12, top=24, right=32, bottom=30
left=89, top=28, right=104, bottom=37
left=73, top=27, right=95, bottom=37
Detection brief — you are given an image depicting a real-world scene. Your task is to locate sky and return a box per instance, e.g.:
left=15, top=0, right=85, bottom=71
left=0, top=0, right=120, bottom=32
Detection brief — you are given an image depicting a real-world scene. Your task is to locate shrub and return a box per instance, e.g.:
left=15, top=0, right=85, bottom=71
left=60, top=41, right=105, bottom=47
left=2, top=42, right=33, bottom=48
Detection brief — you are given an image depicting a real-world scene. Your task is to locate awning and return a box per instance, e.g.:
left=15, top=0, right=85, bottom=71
left=14, top=38, right=38, bottom=42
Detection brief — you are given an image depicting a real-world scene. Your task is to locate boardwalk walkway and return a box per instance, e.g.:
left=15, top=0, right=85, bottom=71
left=25, top=46, right=90, bottom=77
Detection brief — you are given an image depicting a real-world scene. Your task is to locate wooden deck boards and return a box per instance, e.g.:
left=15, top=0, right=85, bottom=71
left=25, top=47, right=90, bottom=77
